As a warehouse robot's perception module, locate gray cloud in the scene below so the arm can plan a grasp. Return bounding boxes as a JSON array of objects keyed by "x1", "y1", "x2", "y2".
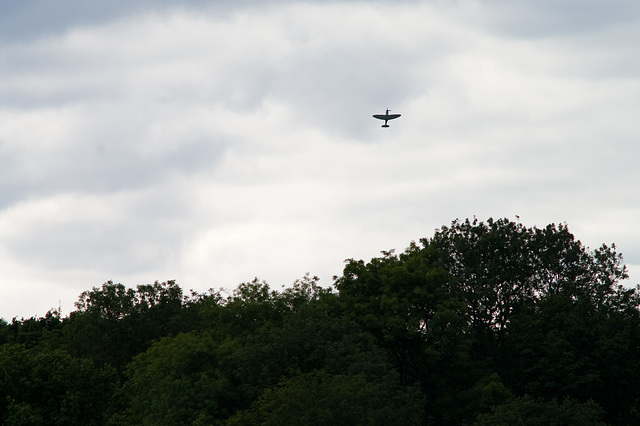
[
  {"x1": 470, "y1": 0, "x2": 640, "y2": 38},
  {"x1": 1, "y1": 0, "x2": 640, "y2": 319},
  {"x1": 0, "y1": 0, "x2": 243, "y2": 42}
]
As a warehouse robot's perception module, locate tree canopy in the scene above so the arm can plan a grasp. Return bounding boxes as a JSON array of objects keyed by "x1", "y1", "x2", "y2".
[{"x1": 1, "y1": 218, "x2": 638, "y2": 425}]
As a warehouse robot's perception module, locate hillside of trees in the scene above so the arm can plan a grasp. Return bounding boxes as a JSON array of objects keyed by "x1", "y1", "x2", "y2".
[{"x1": 2, "y1": 218, "x2": 639, "y2": 425}]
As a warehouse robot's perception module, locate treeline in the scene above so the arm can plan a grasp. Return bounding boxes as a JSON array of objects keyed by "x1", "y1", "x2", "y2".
[{"x1": 1, "y1": 218, "x2": 639, "y2": 425}]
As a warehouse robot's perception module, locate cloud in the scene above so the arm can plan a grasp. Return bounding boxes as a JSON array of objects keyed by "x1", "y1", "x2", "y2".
[
  {"x1": 468, "y1": 0, "x2": 640, "y2": 38},
  {"x1": 1, "y1": 1, "x2": 640, "y2": 319}
]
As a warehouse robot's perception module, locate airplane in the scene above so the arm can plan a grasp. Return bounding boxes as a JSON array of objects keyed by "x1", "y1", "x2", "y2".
[{"x1": 372, "y1": 109, "x2": 401, "y2": 127}]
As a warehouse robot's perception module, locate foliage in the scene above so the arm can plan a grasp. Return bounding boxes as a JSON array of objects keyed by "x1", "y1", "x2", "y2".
[
  {"x1": 62, "y1": 280, "x2": 189, "y2": 369},
  {"x1": 122, "y1": 277, "x2": 421, "y2": 425},
  {"x1": 334, "y1": 245, "x2": 472, "y2": 423},
  {"x1": 227, "y1": 371, "x2": 423, "y2": 426},
  {"x1": 122, "y1": 330, "x2": 237, "y2": 425},
  {"x1": 1, "y1": 309, "x2": 62, "y2": 348},
  {"x1": 1, "y1": 217, "x2": 639, "y2": 425},
  {"x1": 0, "y1": 345, "x2": 117, "y2": 425},
  {"x1": 473, "y1": 395, "x2": 606, "y2": 426},
  {"x1": 335, "y1": 217, "x2": 638, "y2": 424}
]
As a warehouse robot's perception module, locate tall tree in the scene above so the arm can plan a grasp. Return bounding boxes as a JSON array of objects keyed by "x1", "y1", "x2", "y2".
[
  {"x1": 334, "y1": 217, "x2": 638, "y2": 424},
  {"x1": 334, "y1": 245, "x2": 472, "y2": 424},
  {"x1": 63, "y1": 280, "x2": 187, "y2": 369}
]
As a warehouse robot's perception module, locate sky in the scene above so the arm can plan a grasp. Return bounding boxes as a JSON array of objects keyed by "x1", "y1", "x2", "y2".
[{"x1": 1, "y1": 0, "x2": 640, "y2": 319}]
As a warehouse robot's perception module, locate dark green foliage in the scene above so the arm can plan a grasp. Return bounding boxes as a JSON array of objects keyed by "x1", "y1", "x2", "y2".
[
  {"x1": 1, "y1": 217, "x2": 639, "y2": 425},
  {"x1": 335, "y1": 217, "x2": 639, "y2": 424},
  {"x1": 474, "y1": 395, "x2": 606, "y2": 426},
  {"x1": 0, "y1": 345, "x2": 118, "y2": 425},
  {"x1": 62, "y1": 280, "x2": 189, "y2": 369},
  {"x1": 122, "y1": 277, "x2": 422, "y2": 425},
  {"x1": 502, "y1": 292, "x2": 640, "y2": 424},
  {"x1": 335, "y1": 246, "x2": 473, "y2": 423},
  {"x1": 122, "y1": 330, "x2": 238, "y2": 425},
  {"x1": 465, "y1": 373, "x2": 514, "y2": 418},
  {"x1": 1, "y1": 310, "x2": 62, "y2": 348},
  {"x1": 227, "y1": 371, "x2": 423, "y2": 426}
]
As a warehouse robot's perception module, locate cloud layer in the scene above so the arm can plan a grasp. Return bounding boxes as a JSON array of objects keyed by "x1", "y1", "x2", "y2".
[{"x1": 2, "y1": 0, "x2": 640, "y2": 318}]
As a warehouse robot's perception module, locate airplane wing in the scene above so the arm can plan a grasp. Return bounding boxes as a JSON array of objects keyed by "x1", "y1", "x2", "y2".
[{"x1": 373, "y1": 114, "x2": 401, "y2": 120}]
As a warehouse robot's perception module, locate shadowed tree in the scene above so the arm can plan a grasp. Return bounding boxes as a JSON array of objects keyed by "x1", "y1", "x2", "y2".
[
  {"x1": 1, "y1": 217, "x2": 638, "y2": 425},
  {"x1": 123, "y1": 276, "x2": 422, "y2": 425},
  {"x1": 62, "y1": 280, "x2": 188, "y2": 370},
  {"x1": 334, "y1": 217, "x2": 639, "y2": 424},
  {"x1": 473, "y1": 395, "x2": 606, "y2": 426},
  {"x1": 0, "y1": 345, "x2": 118, "y2": 425},
  {"x1": 334, "y1": 245, "x2": 472, "y2": 424}
]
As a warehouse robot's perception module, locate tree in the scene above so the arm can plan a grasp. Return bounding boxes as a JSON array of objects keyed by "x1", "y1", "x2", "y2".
[
  {"x1": 0, "y1": 345, "x2": 118, "y2": 425},
  {"x1": 123, "y1": 330, "x2": 240, "y2": 425},
  {"x1": 123, "y1": 277, "x2": 422, "y2": 425},
  {"x1": 333, "y1": 217, "x2": 639, "y2": 424},
  {"x1": 227, "y1": 371, "x2": 423, "y2": 426},
  {"x1": 502, "y1": 291, "x2": 640, "y2": 424},
  {"x1": 226, "y1": 295, "x2": 423, "y2": 425},
  {"x1": 473, "y1": 395, "x2": 606, "y2": 426},
  {"x1": 1, "y1": 310, "x2": 62, "y2": 348},
  {"x1": 62, "y1": 280, "x2": 188, "y2": 369},
  {"x1": 428, "y1": 219, "x2": 600, "y2": 355},
  {"x1": 334, "y1": 246, "x2": 472, "y2": 424},
  {"x1": 1, "y1": 217, "x2": 637, "y2": 425}
]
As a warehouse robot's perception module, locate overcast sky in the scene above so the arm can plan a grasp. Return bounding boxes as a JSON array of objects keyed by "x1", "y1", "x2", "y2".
[{"x1": 1, "y1": 0, "x2": 640, "y2": 319}]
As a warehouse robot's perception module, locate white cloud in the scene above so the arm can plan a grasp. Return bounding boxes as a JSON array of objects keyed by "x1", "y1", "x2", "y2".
[{"x1": 1, "y1": 1, "x2": 640, "y2": 318}]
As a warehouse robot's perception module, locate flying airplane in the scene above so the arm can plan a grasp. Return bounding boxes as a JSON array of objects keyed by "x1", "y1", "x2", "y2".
[{"x1": 372, "y1": 109, "x2": 401, "y2": 128}]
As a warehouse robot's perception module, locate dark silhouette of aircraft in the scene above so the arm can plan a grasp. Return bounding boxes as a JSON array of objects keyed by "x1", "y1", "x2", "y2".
[{"x1": 373, "y1": 109, "x2": 401, "y2": 127}]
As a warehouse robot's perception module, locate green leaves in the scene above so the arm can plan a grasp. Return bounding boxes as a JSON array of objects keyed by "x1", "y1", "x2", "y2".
[
  {"x1": 333, "y1": 217, "x2": 640, "y2": 424},
  {"x1": 63, "y1": 280, "x2": 189, "y2": 369},
  {"x1": 0, "y1": 345, "x2": 117, "y2": 425},
  {"x1": 123, "y1": 331, "x2": 237, "y2": 425},
  {"x1": 474, "y1": 395, "x2": 606, "y2": 426},
  {"x1": 228, "y1": 371, "x2": 423, "y2": 426},
  {"x1": 122, "y1": 291, "x2": 419, "y2": 425},
  {"x1": 1, "y1": 216, "x2": 639, "y2": 425}
]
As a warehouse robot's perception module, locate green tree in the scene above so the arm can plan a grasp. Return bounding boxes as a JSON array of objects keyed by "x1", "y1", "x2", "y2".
[
  {"x1": 63, "y1": 280, "x2": 188, "y2": 369},
  {"x1": 227, "y1": 295, "x2": 423, "y2": 425},
  {"x1": 334, "y1": 246, "x2": 472, "y2": 424},
  {"x1": 0, "y1": 345, "x2": 118, "y2": 425},
  {"x1": 123, "y1": 277, "x2": 421, "y2": 425},
  {"x1": 227, "y1": 371, "x2": 423, "y2": 426},
  {"x1": 503, "y1": 291, "x2": 640, "y2": 424},
  {"x1": 427, "y1": 219, "x2": 604, "y2": 357},
  {"x1": 1, "y1": 217, "x2": 637, "y2": 425},
  {"x1": 473, "y1": 395, "x2": 606, "y2": 426},
  {"x1": 123, "y1": 330, "x2": 240, "y2": 425},
  {"x1": 1, "y1": 310, "x2": 62, "y2": 348},
  {"x1": 333, "y1": 217, "x2": 639, "y2": 424}
]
